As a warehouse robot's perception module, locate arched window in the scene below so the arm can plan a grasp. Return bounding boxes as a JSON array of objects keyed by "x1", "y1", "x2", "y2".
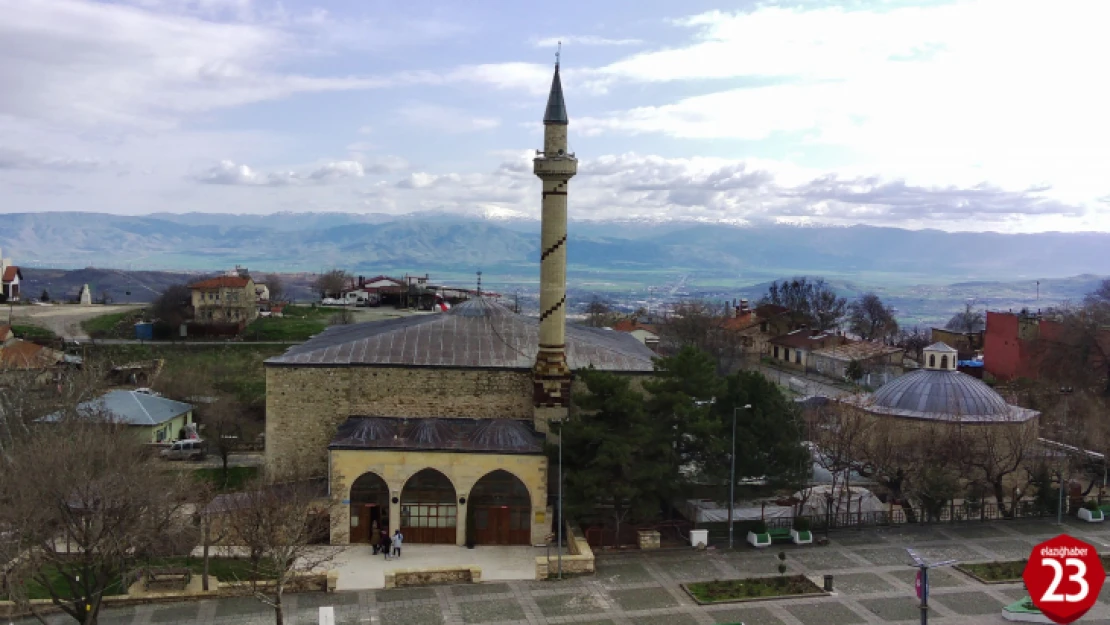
[
  {"x1": 929, "y1": 354, "x2": 936, "y2": 368},
  {"x1": 400, "y1": 469, "x2": 457, "y2": 544},
  {"x1": 941, "y1": 355, "x2": 949, "y2": 369}
]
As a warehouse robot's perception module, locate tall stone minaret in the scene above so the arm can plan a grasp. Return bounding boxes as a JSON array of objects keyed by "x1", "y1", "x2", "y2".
[{"x1": 533, "y1": 57, "x2": 577, "y2": 426}]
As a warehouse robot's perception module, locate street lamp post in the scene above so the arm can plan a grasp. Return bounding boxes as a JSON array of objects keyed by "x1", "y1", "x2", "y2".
[
  {"x1": 557, "y1": 419, "x2": 563, "y2": 580},
  {"x1": 907, "y1": 549, "x2": 958, "y2": 625},
  {"x1": 1058, "y1": 387, "x2": 1073, "y2": 525},
  {"x1": 728, "y1": 404, "x2": 752, "y2": 550}
]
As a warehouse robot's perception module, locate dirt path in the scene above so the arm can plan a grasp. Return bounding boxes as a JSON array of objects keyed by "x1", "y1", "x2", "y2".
[{"x1": 7, "y1": 303, "x2": 144, "y2": 339}]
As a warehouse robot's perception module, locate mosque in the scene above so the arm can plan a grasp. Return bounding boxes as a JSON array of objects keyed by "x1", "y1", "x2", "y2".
[{"x1": 263, "y1": 62, "x2": 657, "y2": 546}]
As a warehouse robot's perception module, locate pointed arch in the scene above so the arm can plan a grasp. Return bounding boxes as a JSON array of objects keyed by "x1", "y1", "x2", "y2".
[
  {"x1": 929, "y1": 354, "x2": 936, "y2": 368},
  {"x1": 940, "y1": 355, "x2": 949, "y2": 370},
  {"x1": 400, "y1": 468, "x2": 457, "y2": 544},
  {"x1": 469, "y1": 469, "x2": 532, "y2": 545},
  {"x1": 348, "y1": 471, "x2": 389, "y2": 543}
]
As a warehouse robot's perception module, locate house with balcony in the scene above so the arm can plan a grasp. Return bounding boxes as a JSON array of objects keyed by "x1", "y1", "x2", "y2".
[{"x1": 190, "y1": 275, "x2": 258, "y2": 325}]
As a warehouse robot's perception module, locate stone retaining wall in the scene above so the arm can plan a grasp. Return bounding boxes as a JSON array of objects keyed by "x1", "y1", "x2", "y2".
[
  {"x1": 384, "y1": 566, "x2": 481, "y2": 588},
  {"x1": 536, "y1": 521, "x2": 595, "y2": 579}
]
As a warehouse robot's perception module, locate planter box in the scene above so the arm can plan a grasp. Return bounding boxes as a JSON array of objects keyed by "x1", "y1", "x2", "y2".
[
  {"x1": 638, "y1": 530, "x2": 661, "y2": 550},
  {"x1": 1079, "y1": 508, "x2": 1105, "y2": 522},
  {"x1": 791, "y1": 529, "x2": 813, "y2": 545},
  {"x1": 690, "y1": 529, "x2": 709, "y2": 548},
  {"x1": 747, "y1": 531, "x2": 771, "y2": 548},
  {"x1": 1002, "y1": 598, "x2": 1052, "y2": 623}
]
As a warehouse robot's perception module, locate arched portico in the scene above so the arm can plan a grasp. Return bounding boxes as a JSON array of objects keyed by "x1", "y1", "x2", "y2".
[
  {"x1": 468, "y1": 469, "x2": 532, "y2": 545},
  {"x1": 348, "y1": 471, "x2": 389, "y2": 543},
  {"x1": 400, "y1": 468, "x2": 458, "y2": 544}
]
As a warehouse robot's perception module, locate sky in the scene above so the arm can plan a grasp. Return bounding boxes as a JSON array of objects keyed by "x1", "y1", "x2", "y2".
[{"x1": 1, "y1": 0, "x2": 1108, "y2": 232}]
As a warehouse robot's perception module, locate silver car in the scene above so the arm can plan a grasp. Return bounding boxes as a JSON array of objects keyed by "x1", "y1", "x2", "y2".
[{"x1": 160, "y1": 439, "x2": 208, "y2": 461}]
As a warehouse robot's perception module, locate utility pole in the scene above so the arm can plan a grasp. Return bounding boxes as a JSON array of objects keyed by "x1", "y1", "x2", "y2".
[
  {"x1": 907, "y1": 549, "x2": 958, "y2": 625},
  {"x1": 557, "y1": 418, "x2": 563, "y2": 579},
  {"x1": 1058, "y1": 386, "x2": 1073, "y2": 524},
  {"x1": 728, "y1": 404, "x2": 752, "y2": 550}
]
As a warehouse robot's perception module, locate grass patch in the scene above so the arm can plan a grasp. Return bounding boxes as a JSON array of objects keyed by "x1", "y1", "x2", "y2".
[
  {"x1": 685, "y1": 575, "x2": 824, "y2": 603},
  {"x1": 152, "y1": 556, "x2": 265, "y2": 582},
  {"x1": 958, "y1": 560, "x2": 1025, "y2": 582},
  {"x1": 10, "y1": 324, "x2": 57, "y2": 340},
  {"x1": 0, "y1": 566, "x2": 127, "y2": 601},
  {"x1": 190, "y1": 466, "x2": 259, "y2": 491},
  {"x1": 243, "y1": 304, "x2": 346, "y2": 341},
  {"x1": 82, "y1": 309, "x2": 145, "y2": 338}
]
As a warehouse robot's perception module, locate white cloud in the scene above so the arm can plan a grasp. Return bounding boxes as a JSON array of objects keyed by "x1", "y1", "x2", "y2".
[
  {"x1": 194, "y1": 159, "x2": 366, "y2": 186},
  {"x1": 0, "y1": 147, "x2": 103, "y2": 172},
  {"x1": 396, "y1": 104, "x2": 499, "y2": 133},
  {"x1": 532, "y1": 35, "x2": 642, "y2": 48}
]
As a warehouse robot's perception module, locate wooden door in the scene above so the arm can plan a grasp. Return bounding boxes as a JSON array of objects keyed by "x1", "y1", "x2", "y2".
[
  {"x1": 349, "y1": 504, "x2": 367, "y2": 543},
  {"x1": 490, "y1": 507, "x2": 510, "y2": 545}
]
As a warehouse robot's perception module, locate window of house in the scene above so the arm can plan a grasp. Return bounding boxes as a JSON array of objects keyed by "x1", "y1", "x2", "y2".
[
  {"x1": 774, "y1": 346, "x2": 779, "y2": 358},
  {"x1": 929, "y1": 354, "x2": 936, "y2": 368},
  {"x1": 795, "y1": 350, "x2": 801, "y2": 364},
  {"x1": 784, "y1": 348, "x2": 790, "y2": 361}
]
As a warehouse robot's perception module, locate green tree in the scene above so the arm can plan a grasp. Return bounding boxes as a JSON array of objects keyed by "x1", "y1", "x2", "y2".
[
  {"x1": 845, "y1": 359, "x2": 864, "y2": 382},
  {"x1": 560, "y1": 368, "x2": 673, "y2": 545},
  {"x1": 644, "y1": 347, "x2": 725, "y2": 480}
]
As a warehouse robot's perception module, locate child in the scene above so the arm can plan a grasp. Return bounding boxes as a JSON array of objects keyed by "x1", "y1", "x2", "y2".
[{"x1": 392, "y1": 529, "x2": 404, "y2": 559}]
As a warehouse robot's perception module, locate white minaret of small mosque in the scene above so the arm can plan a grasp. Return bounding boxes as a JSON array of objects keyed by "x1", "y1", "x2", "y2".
[{"x1": 532, "y1": 47, "x2": 577, "y2": 412}]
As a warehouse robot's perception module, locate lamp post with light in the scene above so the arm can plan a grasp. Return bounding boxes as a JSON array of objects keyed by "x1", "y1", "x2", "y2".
[{"x1": 728, "y1": 404, "x2": 753, "y2": 550}]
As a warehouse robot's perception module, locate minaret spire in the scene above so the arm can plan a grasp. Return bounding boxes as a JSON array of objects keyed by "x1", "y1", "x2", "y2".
[{"x1": 532, "y1": 54, "x2": 577, "y2": 429}]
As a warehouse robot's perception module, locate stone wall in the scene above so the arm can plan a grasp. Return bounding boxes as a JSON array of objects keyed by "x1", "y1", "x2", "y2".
[
  {"x1": 535, "y1": 521, "x2": 594, "y2": 579},
  {"x1": 385, "y1": 566, "x2": 480, "y2": 588}
]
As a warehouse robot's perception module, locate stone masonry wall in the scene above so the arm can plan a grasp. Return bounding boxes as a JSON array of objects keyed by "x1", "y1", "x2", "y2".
[{"x1": 266, "y1": 365, "x2": 535, "y2": 474}]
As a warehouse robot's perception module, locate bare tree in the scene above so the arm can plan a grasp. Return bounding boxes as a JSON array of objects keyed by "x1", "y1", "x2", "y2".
[
  {"x1": 847, "y1": 293, "x2": 899, "y2": 341},
  {"x1": 760, "y1": 277, "x2": 847, "y2": 331},
  {"x1": 219, "y1": 474, "x2": 340, "y2": 625},
  {"x1": 583, "y1": 295, "x2": 616, "y2": 328},
  {"x1": 151, "y1": 284, "x2": 193, "y2": 327},
  {"x1": 805, "y1": 401, "x2": 872, "y2": 517},
  {"x1": 897, "y1": 326, "x2": 931, "y2": 364},
  {"x1": 658, "y1": 300, "x2": 749, "y2": 373},
  {"x1": 0, "y1": 418, "x2": 190, "y2": 625},
  {"x1": 263, "y1": 274, "x2": 285, "y2": 303},
  {"x1": 1036, "y1": 293, "x2": 1110, "y2": 395},
  {"x1": 958, "y1": 419, "x2": 1039, "y2": 517},
  {"x1": 199, "y1": 397, "x2": 253, "y2": 486},
  {"x1": 945, "y1": 301, "x2": 985, "y2": 333},
  {"x1": 313, "y1": 269, "x2": 349, "y2": 299}
]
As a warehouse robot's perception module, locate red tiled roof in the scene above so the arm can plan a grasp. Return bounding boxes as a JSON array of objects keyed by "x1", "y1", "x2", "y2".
[
  {"x1": 0, "y1": 340, "x2": 63, "y2": 369},
  {"x1": 2, "y1": 266, "x2": 21, "y2": 283},
  {"x1": 770, "y1": 330, "x2": 848, "y2": 350},
  {"x1": 190, "y1": 276, "x2": 251, "y2": 290},
  {"x1": 0, "y1": 325, "x2": 11, "y2": 339},
  {"x1": 611, "y1": 319, "x2": 658, "y2": 334}
]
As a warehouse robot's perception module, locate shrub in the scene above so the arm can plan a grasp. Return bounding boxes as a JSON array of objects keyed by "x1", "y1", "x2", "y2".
[
  {"x1": 793, "y1": 517, "x2": 811, "y2": 532},
  {"x1": 1084, "y1": 500, "x2": 1100, "y2": 512},
  {"x1": 751, "y1": 520, "x2": 768, "y2": 534}
]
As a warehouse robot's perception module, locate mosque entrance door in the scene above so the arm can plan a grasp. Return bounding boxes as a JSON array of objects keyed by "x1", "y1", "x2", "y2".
[
  {"x1": 470, "y1": 470, "x2": 531, "y2": 545},
  {"x1": 400, "y1": 469, "x2": 457, "y2": 544},
  {"x1": 350, "y1": 472, "x2": 389, "y2": 543}
]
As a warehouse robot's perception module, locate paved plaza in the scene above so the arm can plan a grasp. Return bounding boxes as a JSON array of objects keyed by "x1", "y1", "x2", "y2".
[{"x1": 15, "y1": 517, "x2": 1110, "y2": 625}]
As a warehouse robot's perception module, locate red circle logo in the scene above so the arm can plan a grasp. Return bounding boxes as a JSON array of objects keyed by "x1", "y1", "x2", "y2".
[{"x1": 1023, "y1": 534, "x2": 1106, "y2": 624}]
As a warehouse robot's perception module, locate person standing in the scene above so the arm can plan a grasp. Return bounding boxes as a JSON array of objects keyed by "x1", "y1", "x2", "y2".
[
  {"x1": 392, "y1": 529, "x2": 404, "y2": 559},
  {"x1": 369, "y1": 521, "x2": 380, "y2": 555},
  {"x1": 381, "y1": 528, "x2": 391, "y2": 560}
]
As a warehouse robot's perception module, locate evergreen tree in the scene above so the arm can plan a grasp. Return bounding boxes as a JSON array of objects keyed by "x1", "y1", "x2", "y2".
[
  {"x1": 644, "y1": 347, "x2": 725, "y2": 483},
  {"x1": 559, "y1": 368, "x2": 673, "y2": 543}
]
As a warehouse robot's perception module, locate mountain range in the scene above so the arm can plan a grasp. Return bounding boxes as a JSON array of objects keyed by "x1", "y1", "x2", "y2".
[{"x1": 4, "y1": 212, "x2": 1110, "y2": 288}]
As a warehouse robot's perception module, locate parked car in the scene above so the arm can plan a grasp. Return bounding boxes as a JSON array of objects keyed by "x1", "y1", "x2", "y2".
[{"x1": 160, "y1": 439, "x2": 208, "y2": 461}]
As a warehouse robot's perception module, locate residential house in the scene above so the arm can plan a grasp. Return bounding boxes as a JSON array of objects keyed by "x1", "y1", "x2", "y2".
[
  {"x1": 930, "y1": 327, "x2": 984, "y2": 359},
  {"x1": 190, "y1": 275, "x2": 258, "y2": 324},
  {"x1": 983, "y1": 310, "x2": 1059, "y2": 381},
  {"x1": 611, "y1": 319, "x2": 660, "y2": 351},
  {"x1": 1, "y1": 247, "x2": 21, "y2": 302},
  {"x1": 44, "y1": 389, "x2": 195, "y2": 444},
  {"x1": 723, "y1": 303, "x2": 792, "y2": 364},
  {"x1": 810, "y1": 341, "x2": 904, "y2": 386},
  {"x1": 254, "y1": 283, "x2": 270, "y2": 302},
  {"x1": 0, "y1": 326, "x2": 71, "y2": 384},
  {"x1": 768, "y1": 329, "x2": 849, "y2": 370}
]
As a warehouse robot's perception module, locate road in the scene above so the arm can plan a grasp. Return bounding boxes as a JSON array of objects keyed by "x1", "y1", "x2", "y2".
[{"x1": 6, "y1": 303, "x2": 143, "y2": 339}]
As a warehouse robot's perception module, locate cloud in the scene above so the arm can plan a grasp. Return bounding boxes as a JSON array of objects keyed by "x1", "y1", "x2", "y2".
[
  {"x1": 532, "y1": 35, "x2": 642, "y2": 48},
  {"x1": 0, "y1": 147, "x2": 103, "y2": 172},
  {"x1": 396, "y1": 104, "x2": 500, "y2": 133},
  {"x1": 193, "y1": 159, "x2": 366, "y2": 186}
]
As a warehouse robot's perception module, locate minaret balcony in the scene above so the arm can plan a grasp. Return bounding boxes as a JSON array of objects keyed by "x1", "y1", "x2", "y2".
[{"x1": 533, "y1": 155, "x2": 578, "y2": 178}]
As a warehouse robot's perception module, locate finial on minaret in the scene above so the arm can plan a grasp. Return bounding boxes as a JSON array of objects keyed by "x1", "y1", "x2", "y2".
[
  {"x1": 543, "y1": 47, "x2": 568, "y2": 125},
  {"x1": 556, "y1": 40, "x2": 561, "y2": 67}
]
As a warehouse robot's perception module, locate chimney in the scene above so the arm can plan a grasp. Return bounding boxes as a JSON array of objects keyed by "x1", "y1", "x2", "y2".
[{"x1": 532, "y1": 56, "x2": 577, "y2": 425}]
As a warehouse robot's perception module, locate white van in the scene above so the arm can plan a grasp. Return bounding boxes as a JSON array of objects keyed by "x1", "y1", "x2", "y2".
[{"x1": 160, "y1": 439, "x2": 208, "y2": 461}]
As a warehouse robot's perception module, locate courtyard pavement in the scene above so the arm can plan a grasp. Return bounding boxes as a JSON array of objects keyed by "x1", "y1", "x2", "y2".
[
  {"x1": 332, "y1": 545, "x2": 540, "y2": 590},
  {"x1": 15, "y1": 517, "x2": 1110, "y2": 625}
]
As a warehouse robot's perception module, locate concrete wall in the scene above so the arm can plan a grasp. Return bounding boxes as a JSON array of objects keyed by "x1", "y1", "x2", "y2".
[
  {"x1": 141, "y1": 410, "x2": 192, "y2": 444},
  {"x1": 265, "y1": 366, "x2": 537, "y2": 473},
  {"x1": 330, "y1": 449, "x2": 548, "y2": 546}
]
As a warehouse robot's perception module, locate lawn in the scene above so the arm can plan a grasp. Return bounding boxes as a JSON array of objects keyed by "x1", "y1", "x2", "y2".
[
  {"x1": 10, "y1": 324, "x2": 57, "y2": 341},
  {"x1": 244, "y1": 304, "x2": 344, "y2": 341},
  {"x1": 958, "y1": 560, "x2": 1025, "y2": 582},
  {"x1": 0, "y1": 567, "x2": 127, "y2": 601},
  {"x1": 190, "y1": 466, "x2": 260, "y2": 491},
  {"x1": 685, "y1": 576, "x2": 825, "y2": 603},
  {"x1": 1, "y1": 557, "x2": 264, "y2": 600},
  {"x1": 82, "y1": 309, "x2": 144, "y2": 338}
]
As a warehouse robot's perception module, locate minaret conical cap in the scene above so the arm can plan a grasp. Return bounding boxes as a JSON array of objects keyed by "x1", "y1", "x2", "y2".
[{"x1": 543, "y1": 64, "x2": 568, "y2": 125}]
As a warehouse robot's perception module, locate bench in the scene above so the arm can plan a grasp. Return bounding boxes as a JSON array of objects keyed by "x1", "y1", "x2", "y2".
[
  {"x1": 144, "y1": 567, "x2": 192, "y2": 592},
  {"x1": 768, "y1": 528, "x2": 793, "y2": 544}
]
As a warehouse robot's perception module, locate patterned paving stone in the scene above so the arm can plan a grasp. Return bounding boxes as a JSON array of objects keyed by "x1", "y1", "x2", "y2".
[
  {"x1": 706, "y1": 605, "x2": 786, "y2": 625},
  {"x1": 856, "y1": 547, "x2": 915, "y2": 567},
  {"x1": 913, "y1": 545, "x2": 968, "y2": 563},
  {"x1": 998, "y1": 587, "x2": 1031, "y2": 601},
  {"x1": 826, "y1": 572, "x2": 895, "y2": 595},
  {"x1": 887, "y1": 567, "x2": 965, "y2": 588},
  {"x1": 830, "y1": 532, "x2": 882, "y2": 547},
  {"x1": 944, "y1": 524, "x2": 1009, "y2": 540},
  {"x1": 784, "y1": 601, "x2": 866, "y2": 625},
  {"x1": 459, "y1": 598, "x2": 526, "y2": 623},
  {"x1": 533, "y1": 592, "x2": 606, "y2": 617},
  {"x1": 630, "y1": 614, "x2": 699, "y2": 625},
  {"x1": 876, "y1": 527, "x2": 947, "y2": 544},
  {"x1": 785, "y1": 550, "x2": 861, "y2": 570},
  {"x1": 297, "y1": 591, "x2": 361, "y2": 607},
  {"x1": 214, "y1": 596, "x2": 270, "y2": 619},
  {"x1": 610, "y1": 586, "x2": 680, "y2": 610},
  {"x1": 152, "y1": 605, "x2": 199, "y2": 623},
  {"x1": 857, "y1": 596, "x2": 923, "y2": 622},
  {"x1": 452, "y1": 582, "x2": 512, "y2": 597},
  {"x1": 662, "y1": 557, "x2": 725, "y2": 580},
  {"x1": 376, "y1": 586, "x2": 437, "y2": 603},
  {"x1": 596, "y1": 561, "x2": 655, "y2": 586},
  {"x1": 931, "y1": 590, "x2": 1005, "y2": 615},
  {"x1": 978, "y1": 538, "x2": 1036, "y2": 559},
  {"x1": 1006, "y1": 522, "x2": 1062, "y2": 536},
  {"x1": 379, "y1": 603, "x2": 445, "y2": 625},
  {"x1": 728, "y1": 554, "x2": 785, "y2": 575}
]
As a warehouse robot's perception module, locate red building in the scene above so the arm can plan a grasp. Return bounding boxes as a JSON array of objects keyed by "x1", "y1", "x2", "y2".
[{"x1": 983, "y1": 310, "x2": 1063, "y2": 381}]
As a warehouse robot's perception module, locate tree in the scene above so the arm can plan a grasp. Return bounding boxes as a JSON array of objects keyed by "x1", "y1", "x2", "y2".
[
  {"x1": 760, "y1": 277, "x2": 846, "y2": 331},
  {"x1": 220, "y1": 475, "x2": 340, "y2": 625},
  {"x1": 263, "y1": 274, "x2": 285, "y2": 303},
  {"x1": 657, "y1": 300, "x2": 750, "y2": 373},
  {"x1": 0, "y1": 418, "x2": 190, "y2": 625},
  {"x1": 1036, "y1": 281, "x2": 1110, "y2": 395},
  {"x1": 958, "y1": 418, "x2": 1039, "y2": 517},
  {"x1": 946, "y1": 301, "x2": 985, "y2": 333},
  {"x1": 561, "y1": 368, "x2": 673, "y2": 547},
  {"x1": 329, "y1": 308, "x2": 355, "y2": 325},
  {"x1": 151, "y1": 284, "x2": 193, "y2": 327},
  {"x1": 313, "y1": 269, "x2": 349, "y2": 299},
  {"x1": 845, "y1": 360, "x2": 864, "y2": 382},
  {"x1": 644, "y1": 347, "x2": 725, "y2": 483},
  {"x1": 199, "y1": 397, "x2": 253, "y2": 487},
  {"x1": 583, "y1": 296, "x2": 615, "y2": 328},
  {"x1": 847, "y1": 293, "x2": 899, "y2": 341},
  {"x1": 40, "y1": 289, "x2": 50, "y2": 303},
  {"x1": 898, "y1": 326, "x2": 931, "y2": 364}
]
